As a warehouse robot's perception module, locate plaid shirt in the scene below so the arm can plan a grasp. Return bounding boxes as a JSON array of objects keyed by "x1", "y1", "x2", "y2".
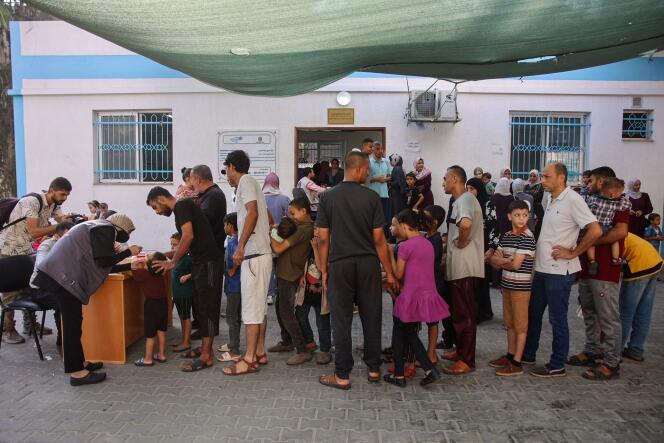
[{"x1": 587, "y1": 194, "x2": 631, "y2": 228}]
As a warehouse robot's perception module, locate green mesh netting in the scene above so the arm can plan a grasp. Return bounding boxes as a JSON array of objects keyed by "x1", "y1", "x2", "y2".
[{"x1": 24, "y1": 0, "x2": 664, "y2": 96}]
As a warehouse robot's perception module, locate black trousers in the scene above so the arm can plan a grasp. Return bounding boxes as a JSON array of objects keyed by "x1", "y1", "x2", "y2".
[
  {"x1": 277, "y1": 278, "x2": 306, "y2": 352},
  {"x1": 392, "y1": 317, "x2": 434, "y2": 376},
  {"x1": 33, "y1": 270, "x2": 85, "y2": 373},
  {"x1": 191, "y1": 259, "x2": 222, "y2": 338},
  {"x1": 274, "y1": 277, "x2": 292, "y2": 345},
  {"x1": 59, "y1": 291, "x2": 85, "y2": 373},
  {"x1": 328, "y1": 255, "x2": 382, "y2": 379}
]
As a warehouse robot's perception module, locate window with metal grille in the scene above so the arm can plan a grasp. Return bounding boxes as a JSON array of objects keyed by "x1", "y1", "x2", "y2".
[
  {"x1": 297, "y1": 142, "x2": 345, "y2": 167},
  {"x1": 510, "y1": 112, "x2": 590, "y2": 184},
  {"x1": 94, "y1": 111, "x2": 173, "y2": 183},
  {"x1": 622, "y1": 111, "x2": 653, "y2": 140}
]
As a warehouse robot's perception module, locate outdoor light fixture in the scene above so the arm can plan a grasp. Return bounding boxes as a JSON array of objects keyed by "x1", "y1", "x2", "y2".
[{"x1": 336, "y1": 91, "x2": 352, "y2": 106}]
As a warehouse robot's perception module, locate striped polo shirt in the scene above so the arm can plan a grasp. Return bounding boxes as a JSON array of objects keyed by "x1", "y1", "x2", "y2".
[{"x1": 498, "y1": 228, "x2": 536, "y2": 291}]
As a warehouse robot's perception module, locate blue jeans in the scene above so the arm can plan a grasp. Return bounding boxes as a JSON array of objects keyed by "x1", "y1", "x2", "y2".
[
  {"x1": 620, "y1": 275, "x2": 657, "y2": 358},
  {"x1": 295, "y1": 302, "x2": 332, "y2": 353},
  {"x1": 523, "y1": 272, "x2": 576, "y2": 369}
]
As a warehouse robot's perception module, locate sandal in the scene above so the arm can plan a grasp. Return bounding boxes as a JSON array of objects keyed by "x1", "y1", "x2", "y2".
[
  {"x1": 582, "y1": 364, "x2": 619, "y2": 380},
  {"x1": 181, "y1": 358, "x2": 212, "y2": 372},
  {"x1": 172, "y1": 344, "x2": 191, "y2": 353},
  {"x1": 216, "y1": 351, "x2": 241, "y2": 363},
  {"x1": 256, "y1": 353, "x2": 269, "y2": 365},
  {"x1": 180, "y1": 348, "x2": 201, "y2": 359},
  {"x1": 567, "y1": 352, "x2": 601, "y2": 367},
  {"x1": 134, "y1": 358, "x2": 154, "y2": 367},
  {"x1": 367, "y1": 370, "x2": 381, "y2": 383},
  {"x1": 153, "y1": 355, "x2": 167, "y2": 363},
  {"x1": 319, "y1": 373, "x2": 351, "y2": 390},
  {"x1": 383, "y1": 374, "x2": 406, "y2": 387},
  {"x1": 223, "y1": 358, "x2": 259, "y2": 376}
]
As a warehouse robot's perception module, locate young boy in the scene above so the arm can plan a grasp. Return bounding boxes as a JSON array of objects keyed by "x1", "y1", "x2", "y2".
[
  {"x1": 295, "y1": 226, "x2": 333, "y2": 364},
  {"x1": 269, "y1": 198, "x2": 314, "y2": 365},
  {"x1": 217, "y1": 213, "x2": 242, "y2": 362},
  {"x1": 422, "y1": 205, "x2": 447, "y2": 364},
  {"x1": 489, "y1": 200, "x2": 536, "y2": 376},
  {"x1": 405, "y1": 172, "x2": 424, "y2": 211},
  {"x1": 586, "y1": 177, "x2": 632, "y2": 275},
  {"x1": 132, "y1": 252, "x2": 169, "y2": 367},
  {"x1": 644, "y1": 213, "x2": 664, "y2": 280},
  {"x1": 170, "y1": 233, "x2": 194, "y2": 353}
]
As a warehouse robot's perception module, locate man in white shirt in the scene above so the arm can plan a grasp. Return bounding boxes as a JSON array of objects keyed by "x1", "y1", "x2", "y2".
[
  {"x1": 522, "y1": 163, "x2": 601, "y2": 378},
  {"x1": 221, "y1": 150, "x2": 273, "y2": 375}
]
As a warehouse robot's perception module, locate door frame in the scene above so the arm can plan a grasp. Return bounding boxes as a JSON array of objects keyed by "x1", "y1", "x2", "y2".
[{"x1": 294, "y1": 126, "x2": 387, "y2": 186}]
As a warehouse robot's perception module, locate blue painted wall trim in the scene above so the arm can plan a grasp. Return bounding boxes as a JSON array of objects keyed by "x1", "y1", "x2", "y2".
[{"x1": 10, "y1": 22, "x2": 26, "y2": 196}]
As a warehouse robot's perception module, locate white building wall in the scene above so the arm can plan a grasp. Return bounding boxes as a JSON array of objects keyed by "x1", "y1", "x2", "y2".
[{"x1": 14, "y1": 21, "x2": 664, "y2": 250}]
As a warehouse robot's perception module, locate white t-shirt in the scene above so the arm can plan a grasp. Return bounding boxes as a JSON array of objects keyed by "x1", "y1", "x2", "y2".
[
  {"x1": 446, "y1": 192, "x2": 485, "y2": 281},
  {"x1": 535, "y1": 187, "x2": 597, "y2": 275},
  {"x1": 235, "y1": 174, "x2": 271, "y2": 256}
]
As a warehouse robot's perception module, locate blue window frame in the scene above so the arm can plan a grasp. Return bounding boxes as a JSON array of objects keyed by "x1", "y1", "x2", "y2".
[
  {"x1": 94, "y1": 111, "x2": 173, "y2": 183},
  {"x1": 510, "y1": 112, "x2": 590, "y2": 183},
  {"x1": 622, "y1": 111, "x2": 653, "y2": 140}
]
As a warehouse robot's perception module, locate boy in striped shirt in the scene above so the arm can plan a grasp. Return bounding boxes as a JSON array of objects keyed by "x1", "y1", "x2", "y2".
[{"x1": 489, "y1": 200, "x2": 536, "y2": 376}]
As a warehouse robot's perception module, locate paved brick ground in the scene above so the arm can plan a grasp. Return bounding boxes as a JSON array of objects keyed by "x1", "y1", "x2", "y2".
[{"x1": 1, "y1": 285, "x2": 663, "y2": 443}]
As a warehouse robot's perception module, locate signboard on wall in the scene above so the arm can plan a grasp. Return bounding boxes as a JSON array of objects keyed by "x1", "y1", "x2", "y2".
[
  {"x1": 217, "y1": 130, "x2": 277, "y2": 181},
  {"x1": 327, "y1": 108, "x2": 354, "y2": 125}
]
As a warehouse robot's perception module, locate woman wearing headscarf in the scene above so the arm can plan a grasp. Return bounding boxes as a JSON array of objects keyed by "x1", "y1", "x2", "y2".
[
  {"x1": 485, "y1": 177, "x2": 514, "y2": 287},
  {"x1": 627, "y1": 178, "x2": 653, "y2": 237},
  {"x1": 466, "y1": 177, "x2": 493, "y2": 323},
  {"x1": 512, "y1": 178, "x2": 535, "y2": 232},
  {"x1": 388, "y1": 154, "x2": 408, "y2": 217},
  {"x1": 262, "y1": 172, "x2": 291, "y2": 307},
  {"x1": 413, "y1": 157, "x2": 434, "y2": 207},
  {"x1": 524, "y1": 169, "x2": 544, "y2": 239}
]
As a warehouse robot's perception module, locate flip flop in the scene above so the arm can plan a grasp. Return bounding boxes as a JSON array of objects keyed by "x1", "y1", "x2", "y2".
[
  {"x1": 180, "y1": 348, "x2": 201, "y2": 359},
  {"x1": 319, "y1": 373, "x2": 351, "y2": 390},
  {"x1": 180, "y1": 358, "x2": 212, "y2": 372},
  {"x1": 216, "y1": 351, "x2": 241, "y2": 363},
  {"x1": 153, "y1": 355, "x2": 167, "y2": 363},
  {"x1": 222, "y1": 358, "x2": 259, "y2": 376},
  {"x1": 134, "y1": 358, "x2": 154, "y2": 367},
  {"x1": 172, "y1": 344, "x2": 191, "y2": 353}
]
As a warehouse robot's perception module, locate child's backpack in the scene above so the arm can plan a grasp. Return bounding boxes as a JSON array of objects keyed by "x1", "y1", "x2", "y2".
[{"x1": 0, "y1": 193, "x2": 43, "y2": 232}]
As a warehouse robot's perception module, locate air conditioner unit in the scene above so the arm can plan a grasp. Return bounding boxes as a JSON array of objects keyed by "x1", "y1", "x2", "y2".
[{"x1": 408, "y1": 89, "x2": 460, "y2": 123}]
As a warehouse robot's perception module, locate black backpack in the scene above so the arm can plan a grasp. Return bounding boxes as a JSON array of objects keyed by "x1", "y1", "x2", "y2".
[{"x1": 0, "y1": 193, "x2": 43, "y2": 232}]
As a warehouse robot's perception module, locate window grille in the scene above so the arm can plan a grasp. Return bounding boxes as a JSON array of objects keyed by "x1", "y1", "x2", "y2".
[
  {"x1": 622, "y1": 111, "x2": 653, "y2": 140},
  {"x1": 510, "y1": 112, "x2": 590, "y2": 184},
  {"x1": 94, "y1": 112, "x2": 173, "y2": 183}
]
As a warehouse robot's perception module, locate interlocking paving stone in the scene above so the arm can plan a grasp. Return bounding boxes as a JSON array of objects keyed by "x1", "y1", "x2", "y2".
[{"x1": 1, "y1": 287, "x2": 663, "y2": 442}]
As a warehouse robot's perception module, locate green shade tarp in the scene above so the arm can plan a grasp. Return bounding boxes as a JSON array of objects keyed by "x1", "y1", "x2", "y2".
[{"x1": 24, "y1": 0, "x2": 664, "y2": 96}]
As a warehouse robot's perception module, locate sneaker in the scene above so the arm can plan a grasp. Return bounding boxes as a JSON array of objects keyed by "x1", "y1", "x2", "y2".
[
  {"x1": 521, "y1": 357, "x2": 536, "y2": 365},
  {"x1": 2, "y1": 330, "x2": 25, "y2": 344},
  {"x1": 529, "y1": 364, "x2": 566, "y2": 378},
  {"x1": 267, "y1": 295, "x2": 274, "y2": 305},
  {"x1": 489, "y1": 355, "x2": 511, "y2": 368},
  {"x1": 496, "y1": 361, "x2": 524, "y2": 377},
  {"x1": 316, "y1": 351, "x2": 332, "y2": 365},
  {"x1": 70, "y1": 371, "x2": 107, "y2": 386},
  {"x1": 268, "y1": 342, "x2": 295, "y2": 352},
  {"x1": 287, "y1": 352, "x2": 313, "y2": 365}
]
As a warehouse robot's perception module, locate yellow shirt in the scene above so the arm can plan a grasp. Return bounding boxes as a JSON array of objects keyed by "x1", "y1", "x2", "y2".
[{"x1": 623, "y1": 233, "x2": 663, "y2": 281}]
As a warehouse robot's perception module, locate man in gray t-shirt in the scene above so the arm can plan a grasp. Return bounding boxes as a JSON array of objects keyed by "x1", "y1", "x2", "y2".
[{"x1": 443, "y1": 165, "x2": 484, "y2": 375}]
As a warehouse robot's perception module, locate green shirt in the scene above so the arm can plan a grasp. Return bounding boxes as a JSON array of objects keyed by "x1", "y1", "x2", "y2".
[
  {"x1": 172, "y1": 254, "x2": 194, "y2": 299},
  {"x1": 276, "y1": 221, "x2": 314, "y2": 282}
]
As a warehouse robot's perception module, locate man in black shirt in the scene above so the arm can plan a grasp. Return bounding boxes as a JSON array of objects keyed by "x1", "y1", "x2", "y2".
[
  {"x1": 147, "y1": 187, "x2": 222, "y2": 373},
  {"x1": 191, "y1": 164, "x2": 227, "y2": 335},
  {"x1": 316, "y1": 151, "x2": 398, "y2": 390}
]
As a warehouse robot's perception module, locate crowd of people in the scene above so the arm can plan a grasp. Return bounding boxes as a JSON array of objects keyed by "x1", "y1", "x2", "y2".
[{"x1": 1, "y1": 143, "x2": 662, "y2": 389}]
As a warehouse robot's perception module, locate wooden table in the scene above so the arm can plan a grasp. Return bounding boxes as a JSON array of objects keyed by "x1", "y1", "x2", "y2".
[{"x1": 80, "y1": 272, "x2": 172, "y2": 365}]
